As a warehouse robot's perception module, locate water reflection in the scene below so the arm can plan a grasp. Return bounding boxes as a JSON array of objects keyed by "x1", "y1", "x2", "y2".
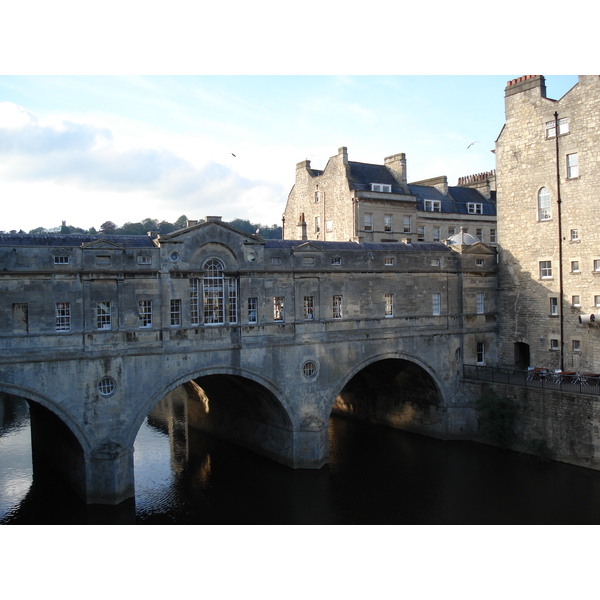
[{"x1": 3, "y1": 391, "x2": 600, "y2": 524}]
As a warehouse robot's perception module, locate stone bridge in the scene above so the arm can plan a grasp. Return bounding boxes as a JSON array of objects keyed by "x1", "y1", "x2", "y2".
[{"x1": 0, "y1": 218, "x2": 497, "y2": 504}]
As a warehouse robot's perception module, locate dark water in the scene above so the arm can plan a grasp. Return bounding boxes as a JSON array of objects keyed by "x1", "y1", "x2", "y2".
[{"x1": 3, "y1": 394, "x2": 600, "y2": 525}]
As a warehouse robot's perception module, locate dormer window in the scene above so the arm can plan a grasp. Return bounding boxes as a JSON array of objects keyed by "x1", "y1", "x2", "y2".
[
  {"x1": 371, "y1": 183, "x2": 391, "y2": 193},
  {"x1": 424, "y1": 200, "x2": 441, "y2": 212},
  {"x1": 467, "y1": 203, "x2": 483, "y2": 214}
]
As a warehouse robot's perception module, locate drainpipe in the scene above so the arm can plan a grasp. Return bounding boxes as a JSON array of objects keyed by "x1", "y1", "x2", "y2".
[{"x1": 554, "y1": 111, "x2": 565, "y2": 371}]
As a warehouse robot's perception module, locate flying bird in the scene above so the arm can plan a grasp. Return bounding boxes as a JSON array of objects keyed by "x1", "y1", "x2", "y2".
[
  {"x1": 231, "y1": 153, "x2": 237, "y2": 157},
  {"x1": 467, "y1": 141, "x2": 478, "y2": 149}
]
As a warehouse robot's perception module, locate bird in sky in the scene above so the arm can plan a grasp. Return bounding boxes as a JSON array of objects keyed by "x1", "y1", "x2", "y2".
[
  {"x1": 231, "y1": 153, "x2": 237, "y2": 157},
  {"x1": 467, "y1": 141, "x2": 478, "y2": 149}
]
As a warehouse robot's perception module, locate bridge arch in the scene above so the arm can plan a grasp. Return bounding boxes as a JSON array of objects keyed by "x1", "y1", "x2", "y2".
[
  {"x1": 330, "y1": 351, "x2": 448, "y2": 438},
  {"x1": 0, "y1": 382, "x2": 92, "y2": 454},
  {"x1": 0, "y1": 382, "x2": 93, "y2": 502},
  {"x1": 128, "y1": 366, "x2": 299, "y2": 469}
]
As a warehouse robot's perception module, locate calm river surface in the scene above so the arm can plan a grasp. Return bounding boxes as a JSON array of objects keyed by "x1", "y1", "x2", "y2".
[{"x1": 3, "y1": 394, "x2": 600, "y2": 525}]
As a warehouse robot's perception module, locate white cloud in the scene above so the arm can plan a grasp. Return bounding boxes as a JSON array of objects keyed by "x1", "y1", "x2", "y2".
[{"x1": 0, "y1": 102, "x2": 289, "y2": 231}]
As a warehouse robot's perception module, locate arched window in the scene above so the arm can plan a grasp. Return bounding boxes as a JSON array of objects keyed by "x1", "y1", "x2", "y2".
[
  {"x1": 538, "y1": 187, "x2": 551, "y2": 221},
  {"x1": 203, "y1": 259, "x2": 224, "y2": 324}
]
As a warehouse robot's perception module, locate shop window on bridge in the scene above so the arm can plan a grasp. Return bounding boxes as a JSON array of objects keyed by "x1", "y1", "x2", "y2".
[
  {"x1": 274, "y1": 297, "x2": 284, "y2": 322},
  {"x1": 96, "y1": 301, "x2": 111, "y2": 330},
  {"x1": 248, "y1": 297, "x2": 258, "y2": 324},
  {"x1": 190, "y1": 278, "x2": 199, "y2": 325},
  {"x1": 303, "y1": 296, "x2": 314, "y2": 320},
  {"x1": 333, "y1": 295, "x2": 343, "y2": 319},
  {"x1": 138, "y1": 300, "x2": 152, "y2": 328},
  {"x1": 55, "y1": 302, "x2": 71, "y2": 331},
  {"x1": 201, "y1": 260, "x2": 238, "y2": 325},
  {"x1": 170, "y1": 299, "x2": 182, "y2": 327}
]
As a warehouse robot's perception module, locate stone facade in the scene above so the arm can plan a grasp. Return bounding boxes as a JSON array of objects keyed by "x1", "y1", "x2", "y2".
[
  {"x1": 496, "y1": 75, "x2": 600, "y2": 372},
  {"x1": 0, "y1": 218, "x2": 497, "y2": 503},
  {"x1": 283, "y1": 146, "x2": 497, "y2": 246}
]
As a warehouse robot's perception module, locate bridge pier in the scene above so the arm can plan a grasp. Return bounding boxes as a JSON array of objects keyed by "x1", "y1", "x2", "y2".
[{"x1": 85, "y1": 443, "x2": 135, "y2": 505}]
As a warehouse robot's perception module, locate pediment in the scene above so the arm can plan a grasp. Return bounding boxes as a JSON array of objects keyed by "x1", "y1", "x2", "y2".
[
  {"x1": 292, "y1": 241, "x2": 324, "y2": 253},
  {"x1": 81, "y1": 239, "x2": 125, "y2": 250},
  {"x1": 462, "y1": 241, "x2": 496, "y2": 255}
]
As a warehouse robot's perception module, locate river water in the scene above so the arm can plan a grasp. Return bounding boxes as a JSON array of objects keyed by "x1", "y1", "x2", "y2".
[{"x1": 3, "y1": 394, "x2": 600, "y2": 525}]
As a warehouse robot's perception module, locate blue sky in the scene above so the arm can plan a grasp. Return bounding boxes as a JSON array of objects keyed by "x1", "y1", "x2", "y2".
[{"x1": 0, "y1": 74, "x2": 580, "y2": 232}]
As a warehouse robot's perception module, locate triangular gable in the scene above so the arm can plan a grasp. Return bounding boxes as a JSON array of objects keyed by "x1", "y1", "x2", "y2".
[
  {"x1": 461, "y1": 241, "x2": 497, "y2": 255},
  {"x1": 292, "y1": 241, "x2": 324, "y2": 253},
  {"x1": 160, "y1": 218, "x2": 264, "y2": 245},
  {"x1": 81, "y1": 238, "x2": 125, "y2": 250}
]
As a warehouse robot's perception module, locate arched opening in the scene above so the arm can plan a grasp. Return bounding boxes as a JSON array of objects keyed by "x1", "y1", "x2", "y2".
[
  {"x1": 0, "y1": 391, "x2": 88, "y2": 522},
  {"x1": 332, "y1": 358, "x2": 443, "y2": 436},
  {"x1": 134, "y1": 373, "x2": 293, "y2": 482}
]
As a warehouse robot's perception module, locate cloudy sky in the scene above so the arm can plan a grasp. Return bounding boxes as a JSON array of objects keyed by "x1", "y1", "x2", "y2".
[
  {"x1": 0, "y1": 74, "x2": 580, "y2": 233},
  {"x1": 0, "y1": 2, "x2": 590, "y2": 234}
]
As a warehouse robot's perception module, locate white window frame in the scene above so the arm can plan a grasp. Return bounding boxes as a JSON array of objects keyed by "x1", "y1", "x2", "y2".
[
  {"x1": 326, "y1": 220, "x2": 333, "y2": 232},
  {"x1": 594, "y1": 259, "x2": 600, "y2": 272},
  {"x1": 476, "y1": 342, "x2": 485, "y2": 364},
  {"x1": 546, "y1": 118, "x2": 569, "y2": 139},
  {"x1": 190, "y1": 278, "x2": 199, "y2": 325},
  {"x1": 228, "y1": 278, "x2": 238, "y2": 324},
  {"x1": 371, "y1": 183, "x2": 391, "y2": 193},
  {"x1": 273, "y1": 297, "x2": 284, "y2": 322},
  {"x1": 384, "y1": 293, "x2": 394, "y2": 318},
  {"x1": 56, "y1": 302, "x2": 71, "y2": 331},
  {"x1": 572, "y1": 339, "x2": 581, "y2": 352},
  {"x1": 315, "y1": 191, "x2": 321, "y2": 203},
  {"x1": 403, "y1": 215, "x2": 412, "y2": 233},
  {"x1": 54, "y1": 255, "x2": 70, "y2": 265},
  {"x1": 595, "y1": 295, "x2": 600, "y2": 308},
  {"x1": 540, "y1": 260, "x2": 553, "y2": 279},
  {"x1": 331, "y1": 257, "x2": 342, "y2": 265},
  {"x1": 567, "y1": 153, "x2": 579, "y2": 179},
  {"x1": 550, "y1": 297, "x2": 558, "y2": 316},
  {"x1": 571, "y1": 229, "x2": 579, "y2": 241},
  {"x1": 572, "y1": 295, "x2": 581, "y2": 307},
  {"x1": 538, "y1": 188, "x2": 551, "y2": 221},
  {"x1": 137, "y1": 255, "x2": 152, "y2": 265},
  {"x1": 550, "y1": 338, "x2": 559, "y2": 351},
  {"x1": 303, "y1": 296, "x2": 314, "y2": 321},
  {"x1": 96, "y1": 301, "x2": 112, "y2": 330},
  {"x1": 424, "y1": 200, "x2": 441, "y2": 212},
  {"x1": 248, "y1": 297, "x2": 258, "y2": 324},
  {"x1": 333, "y1": 295, "x2": 343, "y2": 319},
  {"x1": 571, "y1": 261, "x2": 580, "y2": 273},
  {"x1": 476, "y1": 292, "x2": 485, "y2": 315},
  {"x1": 170, "y1": 299, "x2": 182, "y2": 327},
  {"x1": 364, "y1": 213, "x2": 373, "y2": 231},
  {"x1": 384, "y1": 214, "x2": 393, "y2": 232},
  {"x1": 432, "y1": 293, "x2": 441, "y2": 316},
  {"x1": 490, "y1": 229, "x2": 497, "y2": 243},
  {"x1": 138, "y1": 300, "x2": 152, "y2": 328},
  {"x1": 384, "y1": 257, "x2": 395, "y2": 266},
  {"x1": 467, "y1": 203, "x2": 483, "y2": 214},
  {"x1": 203, "y1": 259, "x2": 225, "y2": 325},
  {"x1": 433, "y1": 226, "x2": 441, "y2": 242},
  {"x1": 417, "y1": 226, "x2": 425, "y2": 242}
]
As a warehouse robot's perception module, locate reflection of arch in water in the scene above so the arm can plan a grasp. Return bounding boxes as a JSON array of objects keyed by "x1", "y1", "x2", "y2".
[
  {"x1": 332, "y1": 353, "x2": 446, "y2": 437},
  {"x1": 0, "y1": 383, "x2": 91, "y2": 501}
]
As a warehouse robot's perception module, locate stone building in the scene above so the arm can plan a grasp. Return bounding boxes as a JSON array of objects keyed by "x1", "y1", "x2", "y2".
[
  {"x1": 495, "y1": 75, "x2": 600, "y2": 372},
  {"x1": 282, "y1": 146, "x2": 497, "y2": 246}
]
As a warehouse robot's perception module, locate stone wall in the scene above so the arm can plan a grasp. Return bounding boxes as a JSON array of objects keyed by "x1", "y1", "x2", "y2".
[
  {"x1": 463, "y1": 380, "x2": 600, "y2": 470},
  {"x1": 496, "y1": 75, "x2": 600, "y2": 371}
]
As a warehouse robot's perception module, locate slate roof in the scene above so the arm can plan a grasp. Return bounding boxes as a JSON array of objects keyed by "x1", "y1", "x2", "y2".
[
  {"x1": 348, "y1": 162, "x2": 407, "y2": 194},
  {"x1": 0, "y1": 234, "x2": 156, "y2": 248},
  {"x1": 344, "y1": 161, "x2": 496, "y2": 216},
  {"x1": 264, "y1": 239, "x2": 451, "y2": 252}
]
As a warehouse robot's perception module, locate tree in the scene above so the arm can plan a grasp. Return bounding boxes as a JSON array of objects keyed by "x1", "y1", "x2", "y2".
[
  {"x1": 100, "y1": 221, "x2": 117, "y2": 234},
  {"x1": 174, "y1": 215, "x2": 188, "y2": 230}
]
